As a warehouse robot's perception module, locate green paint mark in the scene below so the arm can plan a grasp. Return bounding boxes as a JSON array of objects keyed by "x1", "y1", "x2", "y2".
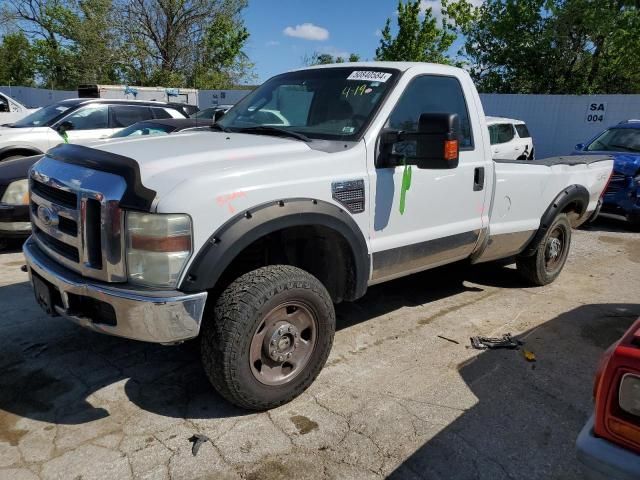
[{"x1": 399, "y1": 157, "x2": 412, "y2": 215}]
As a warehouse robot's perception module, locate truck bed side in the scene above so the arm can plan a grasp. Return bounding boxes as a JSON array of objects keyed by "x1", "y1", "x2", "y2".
[{"x1": 474, "y1": 155, "x2": 613, "y2": 263}]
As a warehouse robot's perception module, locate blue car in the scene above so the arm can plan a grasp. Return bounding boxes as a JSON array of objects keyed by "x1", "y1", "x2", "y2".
[{"x1": 573, "y1": 120, "x2": 640, "y2": 229}]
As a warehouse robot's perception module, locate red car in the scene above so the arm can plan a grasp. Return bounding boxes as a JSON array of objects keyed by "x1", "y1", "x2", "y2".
[{"x1": 577, "y1": 317, "x2": 640, "y2": 479}]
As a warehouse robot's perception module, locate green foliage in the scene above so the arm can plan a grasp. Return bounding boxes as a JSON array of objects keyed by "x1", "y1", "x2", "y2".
[
  {"x1": 118, "y1": 0, "x2": 253, "y2": 89},
  {"x1": 375, "y1": 0, "x2": 457, "y2": 64},
  {"x1": 1, "y1": 0, "x2": 252, "y2": 89},
  {"x1": 448, "y1": 0, "x2": 640, "y2": 94},
  {"x1": 305, "y1": 52, "x2": 361, "y2": 65},
  {"x1": 0, "y1": 32, "x2": 36, "y2": 85}
]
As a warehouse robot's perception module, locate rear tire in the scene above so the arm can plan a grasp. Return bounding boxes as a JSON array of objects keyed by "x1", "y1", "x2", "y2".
[
  {"x1": 516, "y1": 214, "x2": 571, "y2": 286},
  {"x1": 200, "y1": 265, "x2": 335, "y2": 410}
]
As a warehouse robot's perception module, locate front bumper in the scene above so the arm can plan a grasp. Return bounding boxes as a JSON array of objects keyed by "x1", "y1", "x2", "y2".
[
  {"x1": 576, "y1": 415, "x2": 640, "y2": 480},
  {"x1": 23, "y1": 237, "x2": 207, "y2": 344},
  {"x1": 0, "y1": 203, "x2": 30, "y2": 237}
]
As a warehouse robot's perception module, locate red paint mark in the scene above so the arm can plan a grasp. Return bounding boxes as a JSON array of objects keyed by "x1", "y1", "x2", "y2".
[{"x1": 216, "y1": 191, "x2": 247, "y2": 215}]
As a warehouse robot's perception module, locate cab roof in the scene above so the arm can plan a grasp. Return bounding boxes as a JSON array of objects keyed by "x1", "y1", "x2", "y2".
[
  {"x1": 486, "y1": 116, "x2": 526, "y2": 125},
  {"x1": 297, "y1": 61, "x2": 466, "y2": 75}
]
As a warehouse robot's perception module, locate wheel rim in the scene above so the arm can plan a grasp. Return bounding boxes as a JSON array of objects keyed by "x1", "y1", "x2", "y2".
[
  {"x1": 544, "y1": 226, "x2": 566, "y2": 272},
  {"x1": 249, "y1": 301, "x2": 318, "y2": 386}
]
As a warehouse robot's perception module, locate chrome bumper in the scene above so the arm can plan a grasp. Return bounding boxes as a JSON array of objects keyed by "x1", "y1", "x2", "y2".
[{"x1": 23, "y1": 237, "x2": 207, "y2": 344}]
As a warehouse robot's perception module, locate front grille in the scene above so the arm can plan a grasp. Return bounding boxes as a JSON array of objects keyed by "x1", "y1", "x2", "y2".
[
  {"x1": 31, "y1": 181, "x2": 77, "y2": 209},
  {"x1": 33, "y1": 225, "x2": 80, "y2": 262},
  {"x1": 605, "y1": 172, "x2": 627, "y2": 195},
  {"x1": 29, "y1": 157, "x2": 127, "y2": 282}
]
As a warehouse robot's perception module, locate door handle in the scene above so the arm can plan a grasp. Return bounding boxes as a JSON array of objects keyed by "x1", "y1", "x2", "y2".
[{"x1": 474, "y1": 167, "x2": 485, "y2": 191}]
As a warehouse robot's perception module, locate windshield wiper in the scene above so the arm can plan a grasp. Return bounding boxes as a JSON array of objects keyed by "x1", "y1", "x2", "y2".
[{"x1": 232, "y1": 125, "x2": 311, "y2": 142}]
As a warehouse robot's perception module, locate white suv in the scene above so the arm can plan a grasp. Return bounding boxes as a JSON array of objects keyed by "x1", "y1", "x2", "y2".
[
  {"x1": 0, "y1": 99, "x2": 185, "y2": 161},
  {"x1": 487, "y1": 116, "x2": 534, "y2": 160}
]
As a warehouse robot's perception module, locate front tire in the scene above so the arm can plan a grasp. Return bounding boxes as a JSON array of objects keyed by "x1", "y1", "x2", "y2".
[
  {"x1": 200, "y1": 265, "x2": 335, "y2": 410},
  {"x1": 516, "y1": 213, "x2": 571, "y2": 286}
]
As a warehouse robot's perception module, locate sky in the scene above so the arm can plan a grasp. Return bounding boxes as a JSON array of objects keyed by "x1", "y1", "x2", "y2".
[{"x1": 242, "y1": 0, "x2": 463, "y2": 83}]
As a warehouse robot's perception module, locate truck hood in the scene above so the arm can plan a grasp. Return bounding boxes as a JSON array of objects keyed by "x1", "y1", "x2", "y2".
[
  {"x1": 573, "y1": 150, "x2": 640, "y2": 176},
  {"x1": 91, "y1": 131, "x2": 320, "y2": 195}
]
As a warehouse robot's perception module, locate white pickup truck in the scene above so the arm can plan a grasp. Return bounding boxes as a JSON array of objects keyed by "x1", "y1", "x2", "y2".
[{"x1": 23, "y1": 62, "x2": 612, "y2": 410}]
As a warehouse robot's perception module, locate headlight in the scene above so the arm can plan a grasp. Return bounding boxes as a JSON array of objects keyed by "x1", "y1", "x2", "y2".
[
  {"x1": 1, "y1": 179, "x2": 29, "y2": 205},
  {"x1": 125, "y1": 212, "x2": 192, "y2": 288}
]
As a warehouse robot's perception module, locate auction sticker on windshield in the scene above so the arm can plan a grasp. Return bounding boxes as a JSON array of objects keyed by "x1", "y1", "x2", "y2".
[{"x1": 347, "y1": 71, "x2": 393, "y2": 82}]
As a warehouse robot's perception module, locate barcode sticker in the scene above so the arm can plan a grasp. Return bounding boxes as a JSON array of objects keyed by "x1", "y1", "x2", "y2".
[{"x1": 347, "y1": 71, "x2": 392, "y2": 82}]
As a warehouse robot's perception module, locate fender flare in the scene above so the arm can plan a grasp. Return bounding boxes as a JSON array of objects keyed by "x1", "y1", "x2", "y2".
[
  {"x1": 0, "y1": 145, "x2": 44, "y2": 160},
  {"x1": 520, "y1": 184, "x2": 589, "y2": 257},
  {"x1": 180, "y1": 198, "x2": 370, "y2": 301}
]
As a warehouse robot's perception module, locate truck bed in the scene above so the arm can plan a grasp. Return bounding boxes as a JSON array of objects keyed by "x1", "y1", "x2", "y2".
[{"x1": 475, "y1": 155, "x2": 614, "y2": 263}]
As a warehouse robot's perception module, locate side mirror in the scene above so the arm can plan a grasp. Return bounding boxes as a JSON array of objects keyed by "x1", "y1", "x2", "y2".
[
  {"x1": 575, "y1": 143, "x2": 585, "y2": 151},
  {"x1": 213, "y1": 109, "x2": 226, "y2": 122},
  {"x1": 378, "y1": 113, "x2": 460, "y2": 169},
  {"x1": 57, "y1": 121, "x2": 74, "y2": 134}
]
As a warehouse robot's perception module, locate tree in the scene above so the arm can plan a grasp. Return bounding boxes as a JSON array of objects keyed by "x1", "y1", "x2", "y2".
[
  {"x1": 117, "y1": 0, "x2": 253, "y2": 88},
  {"x1": 0, "y1": 32, "x2": 36, "y2": 85},
  {"x1": 1, "y1": 0, "x2": 121, "y2": 88},
  {"x1": 375, "y1": 0, "x2": 457, "y2": 64},
  {"x1": 192, "y1": 13, "x2": 252, "y2": 88},
  {"x1": 304, "y1": 52, "x2": 361, "y2": 65},
  {"x1": 448, "y1": 0, "x2": 640, "y2": 94}
]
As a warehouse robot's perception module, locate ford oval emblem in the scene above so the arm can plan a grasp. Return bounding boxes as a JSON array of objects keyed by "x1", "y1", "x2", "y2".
[{"x1": 37, "y1": 205, "x2": 59, "y2": 227}]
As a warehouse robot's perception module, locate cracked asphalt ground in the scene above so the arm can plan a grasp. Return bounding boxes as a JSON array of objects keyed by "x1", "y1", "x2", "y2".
[{"x1": 0, "y1": 218, "x2": 639, "y2": 480}]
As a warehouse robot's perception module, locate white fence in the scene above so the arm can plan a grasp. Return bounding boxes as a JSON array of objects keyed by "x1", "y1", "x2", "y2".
[
  {"x1": 480, "y1": 94, "x2": 640, "y2": 158},
  {"x1": 3, "y1": 85, "x2": 640, "y2": 159},
  {"x1": 0, "y1": 86, "x2": 75, "y2": 108}
]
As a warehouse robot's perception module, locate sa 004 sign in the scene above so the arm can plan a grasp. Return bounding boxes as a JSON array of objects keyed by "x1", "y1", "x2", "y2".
[{"x1": 585, "y1": 102, "x2": 607, "y2": 123}]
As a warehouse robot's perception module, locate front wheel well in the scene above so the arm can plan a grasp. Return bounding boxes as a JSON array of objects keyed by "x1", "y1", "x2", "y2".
[
  {"x1": 0, "y1": 148, "x2": 42, "y2": 161},
  {"x1": 213, "y1": 225, "x2": 357, "y2": 304}
]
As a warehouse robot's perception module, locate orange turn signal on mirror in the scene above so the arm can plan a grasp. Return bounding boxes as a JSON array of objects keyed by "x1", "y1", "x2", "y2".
[
  {"x1": 444, "y1": 140, "x2": 459, "y2": 160},
  {"x1": 129, "y1": 234, "x2": 192, "y2": 252}
]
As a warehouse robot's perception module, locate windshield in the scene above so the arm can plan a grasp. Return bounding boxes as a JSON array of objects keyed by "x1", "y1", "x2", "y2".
[
  {"x1": 111, "y1": 122, "x2": 175, "y2": 138},
  {"x1": 217, "y1": 67, "x2": 399, "y2": 140},
  {"x1": 12, "y1": 103, "x2": 72, "y2": 128},
  {"x1": 587, "y1": 127, "x2": 640, "y2": 153}
]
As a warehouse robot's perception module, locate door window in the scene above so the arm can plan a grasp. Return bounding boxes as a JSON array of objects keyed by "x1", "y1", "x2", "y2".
[
  {"x1": 61, "y1": 104, "x2": 109, "y2": 130},
  {"x1": 387, "y1": 75, "x2": 474, "y2": 149},
  {"x1": 515, "y1": 124, "x2": 531, "y2": 138},
  {"x1": 489, "y1": 124, "x2": 515, "y2": 144},
  {"x1": 152, "y1": 107, "x2": 172, "y2": 119},
  {"x1": 109, "y1": 106, "x2": 154, "y2": 128}
]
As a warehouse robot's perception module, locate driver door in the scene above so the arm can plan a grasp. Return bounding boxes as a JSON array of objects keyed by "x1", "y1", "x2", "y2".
[{"x1": 368, "y1": 75, "x2": 487, "y2": 283}]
